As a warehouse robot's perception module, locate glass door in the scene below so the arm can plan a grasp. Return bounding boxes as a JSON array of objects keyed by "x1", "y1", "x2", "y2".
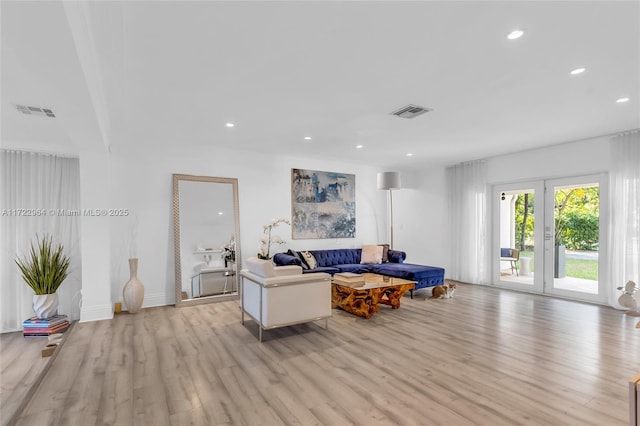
[
  {"x1": 543, "y1": 174, "x2": 608, "y2": 303},
  {"x1": 493, "y1": 181, "x2": 544, "y2": 293}
]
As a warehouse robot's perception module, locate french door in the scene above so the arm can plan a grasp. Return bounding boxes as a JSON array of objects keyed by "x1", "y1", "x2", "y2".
[
  {"x1": 494, "y1": 181, "x2": 545, "y2": 293},
  {"x1": 493, "y1": 174, "x2": 607, "y2": 304}
]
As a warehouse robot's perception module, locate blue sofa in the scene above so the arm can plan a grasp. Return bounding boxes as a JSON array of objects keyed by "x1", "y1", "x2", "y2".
[{"x1": 273, "y1": 248, "x2": 444, "y2": 297}]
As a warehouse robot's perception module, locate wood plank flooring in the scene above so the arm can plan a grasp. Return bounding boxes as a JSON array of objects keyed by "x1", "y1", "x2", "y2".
[
  {"x1": 0, "y1": 331, "x2": 51, "y2": 426},
  {"x1": 8, "y1": 282, "x2": 640, "y2": 425}
]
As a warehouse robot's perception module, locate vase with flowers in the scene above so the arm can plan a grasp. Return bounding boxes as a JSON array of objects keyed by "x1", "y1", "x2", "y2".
[
  {"x1": 258, "y1": 217, "x2": 290, "y2": 260},
  {"x1": 223, "y1": 233, "x2": 236, "y2": 267}
]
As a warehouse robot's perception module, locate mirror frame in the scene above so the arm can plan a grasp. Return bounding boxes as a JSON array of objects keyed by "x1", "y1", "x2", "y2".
[{"x1": 173, "y1": 174, "x2": 241, "y2": 307}]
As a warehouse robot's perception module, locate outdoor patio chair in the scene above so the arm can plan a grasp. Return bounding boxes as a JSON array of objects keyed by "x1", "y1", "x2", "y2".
[{"x1": 501, "y1": 248, "x2": 520, "y2": 276}]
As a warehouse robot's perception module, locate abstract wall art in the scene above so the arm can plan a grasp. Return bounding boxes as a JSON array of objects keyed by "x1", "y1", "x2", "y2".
[{"x1": 291, "y1": 168, "x2": 356, "y2": 239}]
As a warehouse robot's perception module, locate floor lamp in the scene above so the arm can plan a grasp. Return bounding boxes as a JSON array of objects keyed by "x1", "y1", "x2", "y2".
[{"x1": 377, "y1": 171, "x2": 401, "y2": 249}]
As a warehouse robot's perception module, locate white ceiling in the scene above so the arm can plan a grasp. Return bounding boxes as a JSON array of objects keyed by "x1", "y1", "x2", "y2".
[{"x1": 2, "y1": 1, "x2": 639, "y2": 170}]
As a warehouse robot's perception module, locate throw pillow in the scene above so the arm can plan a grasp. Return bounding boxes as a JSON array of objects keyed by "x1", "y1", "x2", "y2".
[
  {"x1": 360, "y1": 245, "x2": 383, "y2": 264},
  {"x1": 378, "y1": 244, "x2": 390, "y2": 263},
  {"x1": 288, "y1": 249, "x2": 309, "y2": 270},
  {"x1": 300, "y1": 251, "x2": 317, "y2": 269}
]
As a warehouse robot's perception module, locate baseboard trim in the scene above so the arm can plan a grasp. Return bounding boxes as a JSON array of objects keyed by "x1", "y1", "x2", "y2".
[
  {"x1": 120, "y1": 292, "x2": 169, "y2": 312},
  {"x1": 79, "y1": 304, "x2": 113, "y2": 323},
  {"x1": 141, "y1": 292, "x2": 169, "y2": 309}
]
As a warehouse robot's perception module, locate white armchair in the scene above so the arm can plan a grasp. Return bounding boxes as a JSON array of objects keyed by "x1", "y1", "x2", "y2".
[{"x1": 240, "y1": 257, "x2": 332, "y2": 341}]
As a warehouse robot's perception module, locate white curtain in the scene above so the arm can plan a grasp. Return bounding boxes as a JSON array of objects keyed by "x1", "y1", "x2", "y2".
[
  {"x1": 1, "y1": 151, "x2": 82, "y2": 332},
  {"x1": 448, "y1": 160, "x2": 491, "y2": 284},
  {"x1": 608, "y1": 131, "x2": 640, "y2": 307}
]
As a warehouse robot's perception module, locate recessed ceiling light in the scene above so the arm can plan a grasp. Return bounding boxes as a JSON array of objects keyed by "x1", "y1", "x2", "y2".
[
  {"x1": 616, "y1": 97, "x2": 630, "y2": 103},
  {"x1": 406, "y1": 153, "x2": 413, "y2": 157},
  {"x1": 507, "y1": 30, "x2": 524, "y2": 40},
  {"x1": 225, "y1": 123, "x2": 235, "y2": 128},
  {"x1": 356, "y1": 145, "x2": 363, "y2": 149},
  {"x1": 218, "y1": 211, "x2": 224, "y2": 215},
  {"x1": 570, "y1": 67, "x2": 586, "y2": 75},
  {"x1": 304, "y1": 136, "x2": 311, "y2": 140}
]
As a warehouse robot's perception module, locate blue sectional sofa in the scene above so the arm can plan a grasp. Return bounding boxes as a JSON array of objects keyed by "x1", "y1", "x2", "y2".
[{"x1": 273, "y1": 248, "x2": 444, "y2": 297}]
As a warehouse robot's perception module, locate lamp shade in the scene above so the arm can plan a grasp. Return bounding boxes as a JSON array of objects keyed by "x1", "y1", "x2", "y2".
[{"x1": 377, "y1": 172, "x2": 401, "y2": 190}]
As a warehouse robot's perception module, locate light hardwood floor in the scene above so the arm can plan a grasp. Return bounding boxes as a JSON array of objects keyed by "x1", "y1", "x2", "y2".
[
  {"x1": 0, "y1": 330, "x2": 56, "y2": 426},
  {"x1": 8, "y1": 283, "x2": 640, "y2": 425}
]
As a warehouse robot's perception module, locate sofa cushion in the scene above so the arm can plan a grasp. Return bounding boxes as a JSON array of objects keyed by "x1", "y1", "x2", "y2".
[
  {"x1": 310, "y1": 249, "x2": 361, "y2": 267},
  {"x1": 372, "y1": 262, "x2": 444, "y2": 281},
  {"x1": 379, "y1": 244, "x2": 390, "y2": 262},
  {"x1": 273, "y1": 252, "x2": 301, "y2": 267},
  {"x1": 300, "y1": 251, "x2": 317, "y2": 269},
  {"x1": 245, "y1": 257, "x2": 302, "y2": 277},
  {"x1": 245, "y1": 257, "x2": 277, "y2": 277},
  {"x1": 336, "y1": 264, "x2": 373, "y2": 274},
  {"x1": 387, "y1": 250, "x2": 406, "y2": 263},
  {"x1": 303, "y1": 266, "x2": 340, "y2": 275},
  {"x1": 287, "y1": 249, "x2": 309, "y2": 269},
  {"x1": 361, "y1": 245, "x2": 383, "y2": 264}
]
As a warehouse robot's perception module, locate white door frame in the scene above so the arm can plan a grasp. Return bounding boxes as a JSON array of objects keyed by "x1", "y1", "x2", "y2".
[
  {"x1": 543, "y1": 173, "x2": 608, "y2": 304},
  {"x1": 492, "y1": 181, "x2": 545, "y2": 293}
]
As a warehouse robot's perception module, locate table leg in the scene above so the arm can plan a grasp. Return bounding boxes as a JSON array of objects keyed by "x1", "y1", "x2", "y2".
[
  {"x1": 378, "y1": 284, "x2": 414, "y2": 309},
  {"x1": 331, "y1": 284, "x2": 381, "y2": 319}
]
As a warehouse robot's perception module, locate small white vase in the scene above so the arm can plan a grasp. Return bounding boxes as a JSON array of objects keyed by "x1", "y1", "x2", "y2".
[
  {"x1": 33, "y1": 293, "x2": 58, "y2": 319},
  {"x1": 123, "y1": 258, "x2": 144, "y2": 314}
]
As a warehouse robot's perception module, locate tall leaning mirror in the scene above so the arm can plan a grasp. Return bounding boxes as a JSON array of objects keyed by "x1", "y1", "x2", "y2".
[{"x1": 173, "y1": 174, "x2": 241, "y2": 307}]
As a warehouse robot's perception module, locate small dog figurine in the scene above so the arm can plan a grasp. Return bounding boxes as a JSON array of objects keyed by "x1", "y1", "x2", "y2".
[
  {"x1": 618, "y1": 281, "x2": 640, "y2": 316},
  {"x1": 430, "y1": 282, "x2": 456, "y2": 299}
]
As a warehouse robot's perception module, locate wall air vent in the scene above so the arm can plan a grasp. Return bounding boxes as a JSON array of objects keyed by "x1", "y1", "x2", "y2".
[
  {"x1": 390, "y1": 104, "x2": 432, "y2": 119},
  {"x1": 15, "y1": 104, "x2": 55, "y2": 118}
]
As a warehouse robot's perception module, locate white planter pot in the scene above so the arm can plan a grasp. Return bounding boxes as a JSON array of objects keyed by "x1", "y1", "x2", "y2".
[{"x1": 33, "y1": 293, "x2": 59, "y2": 319}]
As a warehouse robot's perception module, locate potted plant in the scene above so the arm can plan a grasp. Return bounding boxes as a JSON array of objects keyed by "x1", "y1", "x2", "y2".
[
  {"x1": 15, "y1": 234, "x2": 70, "y2": 318},
  {"x1": 554, "y1": 216, "x2": 566, "y2": 278},
  {"x1": 258, "y1": 218, "x2": 290, "y2": 260}
]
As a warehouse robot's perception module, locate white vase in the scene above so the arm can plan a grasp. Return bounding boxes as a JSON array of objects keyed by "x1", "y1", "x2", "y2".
[
  {"x1": 123, "y1": 258, "x2": 144, "y2": 314},
  {"x1": 33, "y1": 293, "x2": 58, "y2": 319}
]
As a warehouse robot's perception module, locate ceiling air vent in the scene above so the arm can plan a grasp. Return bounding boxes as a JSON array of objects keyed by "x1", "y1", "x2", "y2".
[
  {"x1": 15, "y1": 104, "x2": 55, "y2": 118},
  {"x1": 390, "y1": 104, "x2": 432, "y2": 119}
]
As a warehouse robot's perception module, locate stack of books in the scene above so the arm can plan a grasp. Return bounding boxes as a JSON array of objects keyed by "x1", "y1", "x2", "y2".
[
  {"x1": 23, "y1": 314, "x2": 69, "y2": 337},
  {"x1": 333, "y1": 272, "x2": 365, "y2": 287}
]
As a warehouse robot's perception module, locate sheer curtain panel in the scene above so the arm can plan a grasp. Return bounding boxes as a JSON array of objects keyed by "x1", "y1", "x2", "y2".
[
  {"x1": 1, "y1": 151, "x2": 82, "y2": 332},
  {"x1": 448, "y1": 160, "x2": 490, "y2": 284},
  {"x1": 608, "y1": 131, "x2": 640, "y2": 307}
]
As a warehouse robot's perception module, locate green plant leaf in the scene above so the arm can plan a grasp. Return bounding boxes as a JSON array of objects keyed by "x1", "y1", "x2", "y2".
[{"x1": 15, "y1": 234, "x2": 70, "y2": 295}]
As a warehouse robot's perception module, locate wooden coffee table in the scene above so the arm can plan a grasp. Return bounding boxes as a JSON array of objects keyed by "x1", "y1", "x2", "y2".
[{"x1": 331, "y1": 273, "x2": 415, "y2": 319}]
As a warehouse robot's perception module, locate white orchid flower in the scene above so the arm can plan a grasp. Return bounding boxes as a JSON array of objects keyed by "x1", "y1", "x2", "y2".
[
  {"x1": 270, "y1": 236, "x2": 285, "y2": 245},
  {"x1": 258, "y1": 217, "x2": 291, "y2": 259}
]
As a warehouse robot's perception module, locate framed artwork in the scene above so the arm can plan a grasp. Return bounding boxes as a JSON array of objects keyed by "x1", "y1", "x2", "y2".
[{"x1": 291, "y1": 168, "x2": 356, "y2": 239}]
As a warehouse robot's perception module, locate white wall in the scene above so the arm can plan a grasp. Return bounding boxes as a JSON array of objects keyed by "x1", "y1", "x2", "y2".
[
  {"x1": 78, "y1": 150, "x2": 112, "y2": 322},
  {"x1": 486, "y1": 137, "x2": 611, "y2": 184},
  {"x1": 98, "y1": 144, "x2": 387, "y2": 317},
  {"x1": 393, "y1": 167, "x2": 450, "y2": 275}
]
